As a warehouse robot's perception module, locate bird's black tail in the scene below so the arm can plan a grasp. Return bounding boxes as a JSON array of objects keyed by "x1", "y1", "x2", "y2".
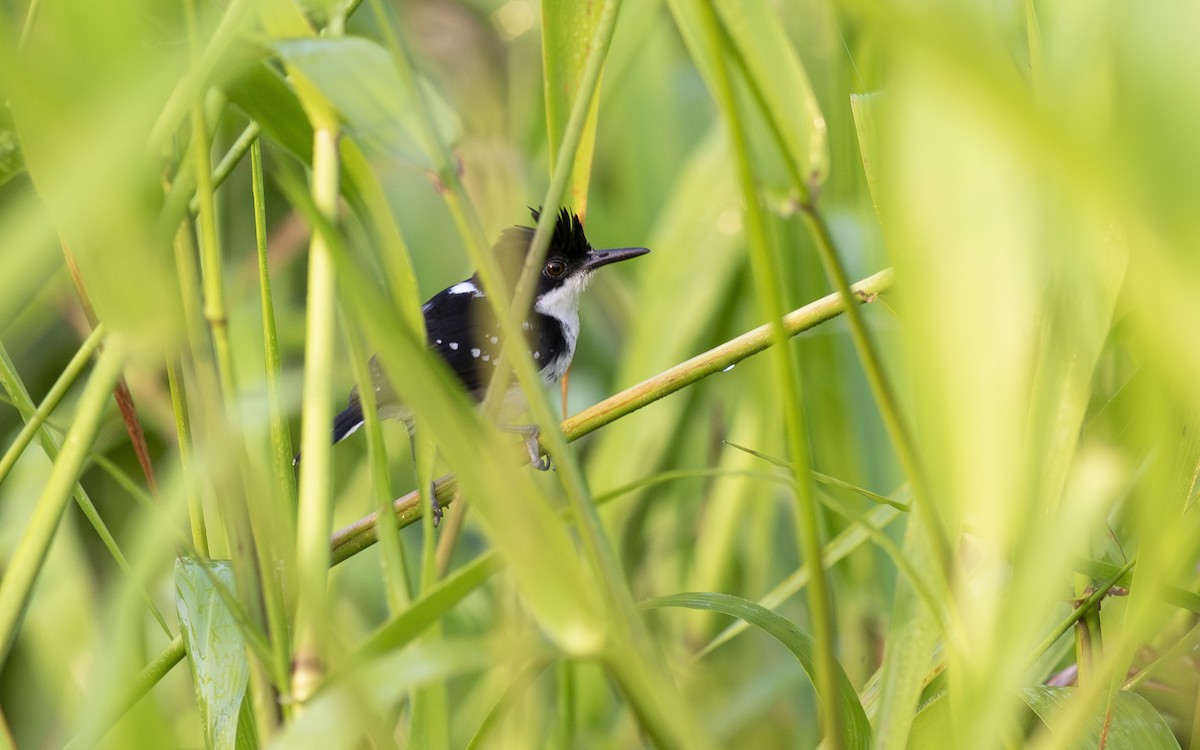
[
  {"x1": 293, "y1": 402, "x2": 365, "y2": 465},
  {"x1": 332, "y1": 402, "x2": 365, "y2": 444}
]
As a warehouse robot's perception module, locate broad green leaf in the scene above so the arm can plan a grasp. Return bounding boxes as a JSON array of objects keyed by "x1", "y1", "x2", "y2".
[
  {"x1": 1021, "y1": 687, "x2": 1181, "y2": 750},
  {"x1": 710, "y1": 0, "x2": 828, "y2": 187},
  {"x1": 667, "y1": 0, "x2": 828, "y2": 192},
  {"x1": 271, "y1": 37, "x2": 461, "y2": 168},
  {"x1": 641, "y1": 591, "x2": 871, "y2": 750},
  {"x1": 175, "y1": 558, "x2": 250, "y2": 750},
  {"x1": 227, "y1": 63, "x2": 314, "y2": 168},
  {"x1": 850, "y1": 92, "x2": 883, "y2": 217},
  {"x1": 542, "y1": 0, "x2": 603, "y2": 211}
]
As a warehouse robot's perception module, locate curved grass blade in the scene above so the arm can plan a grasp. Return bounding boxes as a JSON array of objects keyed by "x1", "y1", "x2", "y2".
[
  {"x1": 641, "y1": 592, "x2": 870, "y2": 750},
  {"x1": 1021, "y1": 687, "x2": 1180, "y2": 750}
]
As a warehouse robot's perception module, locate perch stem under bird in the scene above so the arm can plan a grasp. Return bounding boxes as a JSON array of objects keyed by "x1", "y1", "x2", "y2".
[{"x1": 295, "y1": 208, "x2": 649, "y2": 525}]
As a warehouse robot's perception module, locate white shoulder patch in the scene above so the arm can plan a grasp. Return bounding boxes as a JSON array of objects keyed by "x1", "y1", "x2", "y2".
[{"x1": 448, "y1": 281, "x2": 482, "y2": 296}]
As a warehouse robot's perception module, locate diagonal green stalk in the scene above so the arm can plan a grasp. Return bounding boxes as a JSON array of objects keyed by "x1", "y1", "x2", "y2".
[
  {"x1": 690, "y1": 2, "x2": 842, "y2": 746},
  {"x1": 344, "y1": 321, "x2": 412, "y2": 611},
  {"x1": 0, "y1": 324, "x2": 105, "y2": 485},
  {"x1": 63, "y1": 635, "x2": 187, "y2": 750},
  {"x1": 0, "y1": 332, "x2": 173, "y2": 636},
  {"x1": 0, "y1": 338, "x2": 127, "y2": 670}
]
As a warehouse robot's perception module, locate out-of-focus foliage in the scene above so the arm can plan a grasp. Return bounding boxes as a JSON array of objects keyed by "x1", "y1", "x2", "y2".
[{"x1": 0, "y1": 0, "x2": 1199, "y2": 747}]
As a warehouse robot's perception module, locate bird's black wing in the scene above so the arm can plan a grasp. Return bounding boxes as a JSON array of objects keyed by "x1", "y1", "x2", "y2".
[
  {"x1": 421, "y1": 280, "x2": 506, "y2": 398},
  {"x1": 421, "y1": 279, "x2": 569, "y2": 395}
]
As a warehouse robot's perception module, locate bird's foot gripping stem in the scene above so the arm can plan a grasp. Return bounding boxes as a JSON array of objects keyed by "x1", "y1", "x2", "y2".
[
  {"x1": 501, "y1": 424, "x2": 552, "y2": 471},
  {"x1": 427, "y1": 484, "x2": 443, "y2": 527}
]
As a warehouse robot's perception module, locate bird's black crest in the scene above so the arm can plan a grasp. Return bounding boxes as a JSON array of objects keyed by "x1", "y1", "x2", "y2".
[
  {"x1": 491, "y1": 207, "x2": 592, "y2": 285},
  {"x1": 529, "y1": 206, "x2": 592, "y2": 260}
]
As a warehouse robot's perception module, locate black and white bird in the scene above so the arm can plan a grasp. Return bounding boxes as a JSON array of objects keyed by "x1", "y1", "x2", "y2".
[{"x1": 322, "y1": 208, "x2": 648, "y2": 513}]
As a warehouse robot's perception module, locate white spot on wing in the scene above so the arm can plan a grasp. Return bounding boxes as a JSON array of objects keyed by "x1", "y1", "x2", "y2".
[
  {"x1": 471, "y1": 348, "x2": 481, "y2": 358},
  {"x1": 448, "y1": 281, "x2": 481, "y2": 296},
  {"x1": 449, "y1": 342, "x2": 459, "y2": 350}
]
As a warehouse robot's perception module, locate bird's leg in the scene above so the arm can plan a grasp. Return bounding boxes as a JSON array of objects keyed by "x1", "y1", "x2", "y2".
[
  {"x1": 406, "y1": 422, "x2": 442, "y2": 527},
  {"x1": 499, "y1": 424, "x2": 552, "y2": 471}
]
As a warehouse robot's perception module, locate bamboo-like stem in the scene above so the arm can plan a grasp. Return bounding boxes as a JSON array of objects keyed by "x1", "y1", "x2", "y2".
[
  {"x1": 290, "y1": 124, "x2": 342, "y2": 707},
  {"x1": 186, "y1": 82, "x2": 236, "y2": 402},
  {"x1": 329, "y1": 268, "x2": 894, "y2": 559}
]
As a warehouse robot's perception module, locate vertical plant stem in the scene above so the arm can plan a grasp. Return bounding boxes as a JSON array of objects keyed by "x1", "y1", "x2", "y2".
[
  {"x1": 248, "y1": 138, "x2": 297, "y2": 731},
  {"x1": 167, "y1": 343, "x2": 209, "y2": 556},
  {"x1": 0, "y1": 339, "x2": 127, "y2": 670},
  {"x1": 252, "y1": 140, "x2": 297, "y2": 533},
  {"x1": 187, "y1": 88, "x2": 236, "y2": 401},
  {"x1": 691, "y1": 2, "x2": 842, "y2": 746},
  {"x1": 291, "y1": 125, "x2": 341, "y2": 707}
]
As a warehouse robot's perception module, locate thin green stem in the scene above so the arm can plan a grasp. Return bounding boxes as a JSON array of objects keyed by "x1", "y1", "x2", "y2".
[
  {"x1": 693, "y1": 1, "x2": 841, "y2": 745},
  {"x1": 0, "y1": 338, "x2": 127, "y2": 670},
  {"x1": 0, "y1": 324, "x2": 105, "y2": 485},
  {"x1": 801, "y1": 210, "x2": 951, "y2": 577},
  {"x1": 344, "y1": 322, "x2": 412, "y2": 611},
  {"x1": 166, "y1": 359, "x2": 209, "y2": 555},
  {"x1": 251, "y1": 139, "x2": 297, "y2": 532},
  {"x1": 186, "y1": 72, "x2": 236, "y2": 401},
  {"x1": 248, "y1": 138, "x2": 296, "y2": 728}
]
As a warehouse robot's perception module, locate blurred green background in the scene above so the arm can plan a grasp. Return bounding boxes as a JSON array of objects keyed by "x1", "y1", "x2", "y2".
[{"x1": 2, "y1": 0, "x2": 1200, "y2": 747}]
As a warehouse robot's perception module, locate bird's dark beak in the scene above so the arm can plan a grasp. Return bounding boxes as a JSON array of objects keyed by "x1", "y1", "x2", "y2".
[{"x1": 582, "y1": 246, "x2": 650, "y2": 272}]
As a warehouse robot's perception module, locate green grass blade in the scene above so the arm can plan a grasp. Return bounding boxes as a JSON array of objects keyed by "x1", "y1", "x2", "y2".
[
  {"x1": 542, "y1": 0, "x2": 603, "y2": 211},
  {"x1": 1022, "y1": 687, "x2": 1181, "y2": 750},
  {"x1": 642, "y1": 592, "x2": 871, "y2": 750}
]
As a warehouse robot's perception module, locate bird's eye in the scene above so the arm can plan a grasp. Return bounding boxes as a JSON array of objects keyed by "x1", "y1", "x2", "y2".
[{"x1": 545, "y1": 259, "x2": 567, "y2": 277}]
